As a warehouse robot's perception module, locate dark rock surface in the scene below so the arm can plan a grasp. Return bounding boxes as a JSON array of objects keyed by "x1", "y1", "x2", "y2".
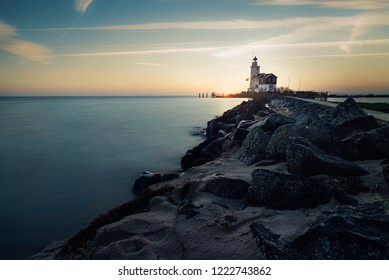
[
  {"x1": 248, "y1": 113, "x2": 294, "y2": 133},
  {"x1": 201, "y1": 176, "x2": 250, "y2": 199},
  {"x1": 266, "y1": 124, "x2": 294, "y2": 160},
  {"x1": 287, "y1": 137, "x2": 368, "y2": 176},
  {"x1": 292, "y1": 113, "x2": 333, "y2": 150},
  {"x1": 237, "y1": 127, "x2": 270, "y2": 165},
  {"x1": 331, "y1": 97, "x2": 368, "y2": 127},
  {"x1": 247, "y1": 169, "x2": 332, "y2": 210},
  {"x1": 251, "y1": 204, "x2": 389, "y2": 259},
  {"x1": 333, "y1": 115, "x2": 380, "y2": 142},
  {"x1": 332, "y1": 187, "x2": 358, "y2": 206},
  {"x1": 133, "y1": 171, "x2": 162, "y2": 194},
  {"x1": 336, "y1": 127, "x2": 389, "y2": 161}
]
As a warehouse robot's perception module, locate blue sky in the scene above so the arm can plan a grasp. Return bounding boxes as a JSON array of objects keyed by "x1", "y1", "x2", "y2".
[{"x1": 1, "y1": 0, "x2": 389, "y2": 95}]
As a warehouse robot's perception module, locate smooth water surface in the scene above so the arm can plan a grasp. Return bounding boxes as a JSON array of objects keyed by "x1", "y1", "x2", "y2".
[{"x1": 0, "y1": 96, "x2": 247, "y2": 259}]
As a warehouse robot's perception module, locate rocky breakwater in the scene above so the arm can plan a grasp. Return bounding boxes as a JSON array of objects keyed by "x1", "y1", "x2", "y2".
[{"x1": 33, "y1": 96, "x2": 389, "y2": 260}]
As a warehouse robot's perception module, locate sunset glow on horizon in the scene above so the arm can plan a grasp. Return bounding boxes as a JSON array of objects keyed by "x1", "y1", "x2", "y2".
[{"x1": 1, "y1": 0, "x2": 389, "y2": 96}]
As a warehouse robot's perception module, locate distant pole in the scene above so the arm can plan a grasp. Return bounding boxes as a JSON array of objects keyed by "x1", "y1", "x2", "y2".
[{"x1": 299, "y1": 76, "x2": 302, "y2": 91}]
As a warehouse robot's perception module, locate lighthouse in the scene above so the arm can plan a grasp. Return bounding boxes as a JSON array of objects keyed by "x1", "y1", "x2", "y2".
[
  {"x1": 248, "y1": 56, "x2": 277, "y2": 93},
  {"x1": 249, "y1": 56, "x2": 260, "y2": 91}
]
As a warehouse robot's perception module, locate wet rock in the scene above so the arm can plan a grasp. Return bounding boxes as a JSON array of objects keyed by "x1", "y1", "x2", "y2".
[
  {"x1": 266, "y1": 124, "x2": 294, "y2": 160},
  {"x1": 181, "y1": 136, "x2": 218, "y2": 170},
  {"x1": 201, "y1": 176, "x2": 250, "y2": 199},
  {"x1": 247, "y1": 169, "x2": 332, "y2": 210},
  {"x1": 206, "y1": 120, "x2": 234, "y2": 138},
  {"x1": 200, "y1": 137, "x2": 226, "y2": 159},
  {"x1": 331, "y1": 98, "x2": 368, "y2": 127},
  {"x1": 160, "y1": 173, "x2": 180, "y2": 183},
  {"x1": 229, "y1": 128, "x2": 250, "y2": 146},
  {"x1": 333, "y1": 115, "x2": 380, "y2": 142},
  {"x1": 132, "y1": 171, "x2": 162, "y2": 195},
  {"x1": 336, "y1": 127, "x2": 389, "y2": 161},
  {"x1": 250, "y1": 204, "x2": 389, "y2": 259},
  {"x1": 237, "y1": 127, "x2": 270, "y2": 165},
  {"x1": 287, "y1": 137, "x2": 368, "y2": 176}
]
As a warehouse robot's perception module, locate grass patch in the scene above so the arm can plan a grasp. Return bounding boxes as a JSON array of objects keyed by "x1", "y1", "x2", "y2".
[{"x1": 358, "y1": 103, "x2": 389, "y2": 113}]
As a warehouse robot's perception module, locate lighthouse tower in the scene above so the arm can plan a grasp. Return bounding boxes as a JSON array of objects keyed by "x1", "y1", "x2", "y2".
[{"x1": 249, "y1": 56, "x2": 260, "y2": 91}]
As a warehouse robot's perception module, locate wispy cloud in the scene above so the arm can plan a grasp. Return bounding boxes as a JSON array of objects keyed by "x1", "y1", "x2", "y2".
[
  {"x1": 0, "y1": 20, "x2": 51, "y2": 63},
  {"x1": 280, "y1": 52, "x2": 389, "y2": 59},
  {"x1": 252, "y1": 0, "x2": 389, "y2": 10},
  {"x1": 74, "y1": 0, "x2": 94, "y2": 13},
  {"x1": 135, "y1": 62, "x2": 167, "y2": 67},
  {"x1": 56, "y1": 46, "x2": 226, "y2": 58}
]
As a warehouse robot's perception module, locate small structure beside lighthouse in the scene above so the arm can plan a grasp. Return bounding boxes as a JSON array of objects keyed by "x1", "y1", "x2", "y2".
[{"x1": 248, "y1": 56, "x2": 277, "y2": 93}]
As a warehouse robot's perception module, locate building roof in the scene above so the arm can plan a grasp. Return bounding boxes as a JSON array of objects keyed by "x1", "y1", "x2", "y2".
[{"x1": 254, "y1": 73, "x2": 277, "y2": 78}]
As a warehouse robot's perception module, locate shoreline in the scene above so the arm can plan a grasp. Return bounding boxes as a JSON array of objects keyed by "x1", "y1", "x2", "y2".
[{"x1": 32, "y1": 95, "x2": 389, "y2": 260}]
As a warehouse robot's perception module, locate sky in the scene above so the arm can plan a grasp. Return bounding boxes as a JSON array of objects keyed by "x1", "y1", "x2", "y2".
[{"x1": 0, "y1": 0, "x2": 389, "y2": 95}]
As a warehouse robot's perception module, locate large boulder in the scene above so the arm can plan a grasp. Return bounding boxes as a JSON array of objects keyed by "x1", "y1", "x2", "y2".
[
  {"x1": 201, "y1": 176, "x2": 250, "y2": 199},
  {"x1": 333, "y1": 115, "x2": 380, "y2": 142},
  {"x1": 248, "y1": 113, "x2": 294, "y2": 133},
  {"x1": 181, "y1": 136, "x2": 218, "y2": 170},
  {"x1": 247, "y1": 169, "x2": 332, "y2": 210},
  {"x1": 200, "y1": 137, "x2": 226, "y2": 159},
  {"x1": 287, "y1": 137, "x2": 368, "y2": 176},
  {"x1": 266, "y1": 124, "x2": 294, "y2": 160},
  {"x1": 132, "y1": 171, "x2": 162, "y2": 195},
  {"x1": 237, "y1": 127, "x2": 270, "y2": 165},
  {"x1": 336, "y1": 127, "x2": 389, "y2": 161},
  {"x1": 331, "y1": 98, "x2": 367, "y2": 127},
  {"x1": 250, "y1": 204, "x2": 389, "y2": 259}
]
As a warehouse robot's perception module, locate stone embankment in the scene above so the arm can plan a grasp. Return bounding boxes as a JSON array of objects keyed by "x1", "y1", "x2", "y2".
[{"x1": 33, "y1": 96, "x2": 389, "y2": 260}]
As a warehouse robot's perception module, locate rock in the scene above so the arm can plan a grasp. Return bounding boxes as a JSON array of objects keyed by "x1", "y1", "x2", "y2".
[
  {"x1": 181, "y1": 136, "x2": 218, "y2": 170},
  {"x1": 200, "y1": 137, "x2": 226, "y2": 159},
  {"x1": 229, "y1": 128, "x2": 250, "y2": 146},
  {"x1": 232, "y1": 112, "x2": 255, "y2": 124},
  {"x1": 255, "y1": 159, "x2": 281, "y2": 167},
  {"x1": 247, "y1": 169, "x2": 332, "y2": 210},
  {"x1": 331, "y1": 98, "x2": 367, "y2": 127},
  {"x1": 383, "y1": 164, "x2": 389, "y2": 188},
  {"x1": 250, "y1": 204, "x2": 389, "y2": 259},
  {"x1": 332, "y1": 187, "x2": 358, "y2": 206},
  {"x1": 248, "y1": 113, "x2": 294, "y2": 133},
  {"x1": 206, "y1": 120, "x2": 234, "y2": 138},
  {"x1": 336, "y1": 127, "x2": 389, "y2": 161},
  {"x1": 237, "y1": 120, "x2": 258, "y2": 129},
  {"x1": 178, "y1": 202, "x2": 202, "y2": 219},
  {"x1": 237, "y1": 127, "x2": 270, "y2": 165},
  {"x1": 287, "y1": 137, "x2": 368, "y2": 176},
  {"x1": 333, "y1": 115, "x2": 380, "y2": 142},
  {"x1": 201, "y1": 176, "x2": 250, "y2": 199},
  {"x1": 266, "y1": 124, "x2": 294, "y2": 160},
  {"x1": 293, "y1": 113, "x2": 333, "y2": 150},
  {"x1": 160, "y1": 173, "x2": 180, "y2": 183},
  {"x1": 132, "y1": 171, "x2": 162, "y2": 195}
]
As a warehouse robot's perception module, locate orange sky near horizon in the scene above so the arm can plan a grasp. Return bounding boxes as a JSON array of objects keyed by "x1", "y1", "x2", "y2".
[{"x1": 1, "y1": 0, "x2": 389, "y2": 95}]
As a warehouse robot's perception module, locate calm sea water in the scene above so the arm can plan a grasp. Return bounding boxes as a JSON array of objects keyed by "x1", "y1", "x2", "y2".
[{"x1": 0, "y1": 96, "x2": 247, "y2": 259}]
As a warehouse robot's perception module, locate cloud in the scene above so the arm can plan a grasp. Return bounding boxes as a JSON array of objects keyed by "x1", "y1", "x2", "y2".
[
  {"x1": 74, "y1": 0, "x2": 94, "y2": 13},
  {"x1": 280, "y1": 52, "x2": 389, "y2": 59},
  {"x1": 23, "y1": 11, "x2": 389, "y2": 33},
  {"x1": 0, "y1": 20, "x2": 51, "y2": 63},
  {"x1": 0, "y1": 20, "x2": 17, "y2": 36},
  {"x1": 135, "y1": 62, "x2": 167, "y2": 67},
  {"x1": 55, "y1": 46, "x2": 227, "y2": 58},
  {"x1": 252, "y1": 0, "x2": 389, "y2": 10}
]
